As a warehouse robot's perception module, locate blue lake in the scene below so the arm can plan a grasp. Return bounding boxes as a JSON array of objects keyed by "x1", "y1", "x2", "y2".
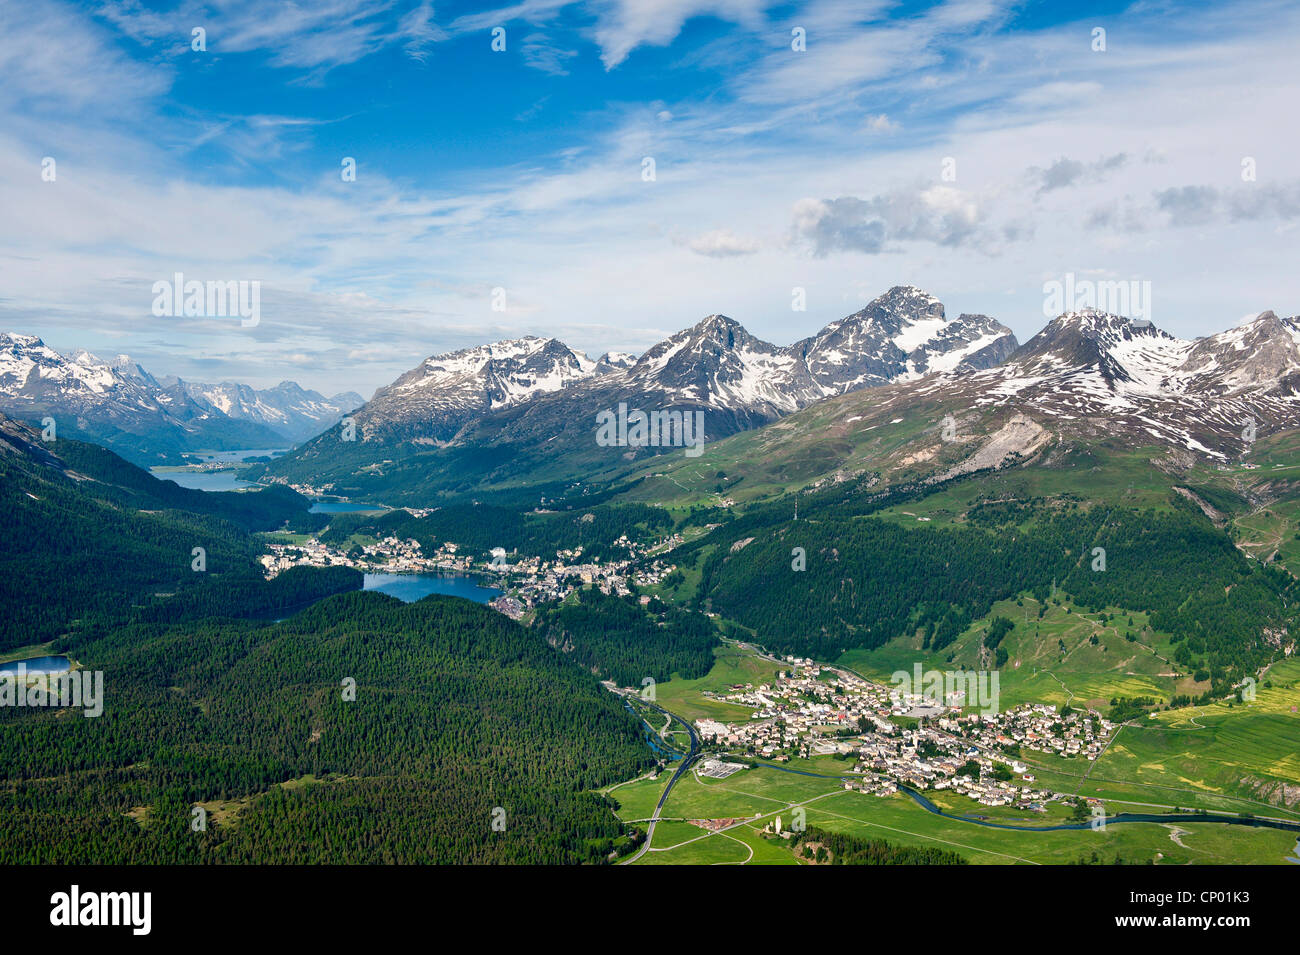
[
  {"x1": 189, "y1": 448, "x2": 290, "y2": 464},
  {"x1": 149, "y1": 448, "x2": 289, "y2": 492},
  {"x1": 0, "y1": 655, "x2": 71, "y2": 676},
  {"x1": 310, "y1": 500, "x2": 387, "y2": 513},
  {"x1": 363, "y1": 573, "x2": 502, "y2": 604},
  {"x1": 151, "y1": 469, "x2": 255, "y2": 491}
]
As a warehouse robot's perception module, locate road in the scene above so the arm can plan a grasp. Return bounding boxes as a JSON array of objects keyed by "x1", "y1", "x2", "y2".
[{"x1": 621, "y1": 698, "x2": 701, "y2": 865}]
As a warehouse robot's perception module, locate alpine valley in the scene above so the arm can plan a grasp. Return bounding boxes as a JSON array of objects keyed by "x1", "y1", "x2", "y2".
[
  {"x1": 0, "y1": 332, "x2": 362, "y2": 465},
  {"x1": 5, "y1": 285, "x2": 1300, "y2": 867}
]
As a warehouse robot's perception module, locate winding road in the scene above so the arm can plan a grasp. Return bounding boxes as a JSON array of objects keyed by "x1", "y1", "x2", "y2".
[{"x1": 620, "y1": 698, "x2": 701, "y2": 865}]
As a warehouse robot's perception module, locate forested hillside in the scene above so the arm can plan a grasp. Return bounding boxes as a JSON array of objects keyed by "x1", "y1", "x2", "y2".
[
  {"x1": 531, "y1": 588, "x2": 718, "y2": 686},
  {"x1": 51, "y1": 438, "x2": 325, "y2": 531},
  {"x1": 0, "y1": 428, "x2": 336, "y2": 651},
  {"x1": 0, "y1": 592, "x2": 649, "y2": 864},
  {"x1": 688, "y1": 485, "x2": 1294, "y2": 696}
]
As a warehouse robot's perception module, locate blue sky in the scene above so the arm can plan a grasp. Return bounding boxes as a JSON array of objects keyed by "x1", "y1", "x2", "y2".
[{"x1": 2, "y1": 0, "x2": 1299, "y2": 394}]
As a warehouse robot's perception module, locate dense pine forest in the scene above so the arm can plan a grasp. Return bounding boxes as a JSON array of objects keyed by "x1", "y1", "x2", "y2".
[
  {"x1": 0, "y1": 593, "x2": 650, "y2": 864},
  {"x1": 684, "y1": 478, "x2": 1294, "y2": 696},
  {"x1": 790, "y1": 826, "x2": 968, "y2": 864},
  {"x1": 1, "y1": 427, "x2": 660, "y2": 864},
  {"x1": 531, "y1": 588, "x2": 718, "y2": 685},
  {"x1": 50, "y1": 439, "x2": 328, "y2": 532},
  {"x1": 0, "y1": 438, "x2": 342, "y2": 652},
  {"x1": 245, "y1": 429, "x2": 655, "y2": 509}
]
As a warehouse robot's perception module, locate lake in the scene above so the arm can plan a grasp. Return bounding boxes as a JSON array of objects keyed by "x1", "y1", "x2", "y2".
[
  {"x1": 0, "y1": 655, "x2": 71, "y2": 676},
  {"x1": 189, "y1": 448, "x2": 289, "y2": 464},
  {"x1": 151, "y1": 469, "x2": 256, "y2": 492},
  {"x1": 149, "y1": 448, "x2": 289, "y2": 492},
  {"x1": 310, "y1": 500, "x2": 387, "y2": 514},
  {"x1": 363, "y1": 573, "x2": 502, "y2": 604}
]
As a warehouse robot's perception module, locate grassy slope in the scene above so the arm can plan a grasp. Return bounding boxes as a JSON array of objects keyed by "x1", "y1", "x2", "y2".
[{"x1": 838, "y1": 593, "x2": 1193, "y2": 710}]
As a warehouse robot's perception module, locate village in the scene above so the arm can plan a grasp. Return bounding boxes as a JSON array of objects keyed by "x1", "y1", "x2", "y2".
[
  {"x1": 258, "y1": 531, "x2": 680, "y2": 619},
  {"x1": 693, "y1": 658, "x2": 1116, "y2": 811},
  {"x1": 257, "y1": 513, "x2": 1112, "y2": 815}
]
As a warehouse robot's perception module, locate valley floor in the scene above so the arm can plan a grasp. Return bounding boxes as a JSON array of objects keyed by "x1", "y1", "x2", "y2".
[{"x1": 607, "y1": 646, "x2": 1300, "y2": 866}]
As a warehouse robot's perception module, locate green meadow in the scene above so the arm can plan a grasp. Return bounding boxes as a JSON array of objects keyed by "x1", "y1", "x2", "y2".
[
  {"x1": 838, "y1": 592, "x2": 1194, "y2": 710},
  {"x1": 624, "y1": 762, "x2": 1298, "y2": 865},
  {"x1": 651, "y1": 643, "x2": 784, "y2": 723},
  {"x1": 610, "y1": 638, "x2": 1300, "y2": 864}
]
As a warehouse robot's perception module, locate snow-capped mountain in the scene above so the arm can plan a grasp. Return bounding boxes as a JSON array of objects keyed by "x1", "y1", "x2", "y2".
[
  {"x1": 260, "y1": 287, "x2": 1020, "y2": 497},
  {"x1": 2, "y1": 335, "x2": 152, "y2": 407},
  {"x1": 0, "y1": 333, "x2": 352, "y2": 464},
  {"x1": 336, "y1": 287, "x2": 1017, "y2": 447},
  {"x1": 623, "y1": 305, "x2": 1300, "y2": 504},
  {"x1": 792, "y1": 286, "x2": 1018, "y2": 395},
  {"x1": 898, "y1": 307, "x2": 1300, "y2": 460},
  {"x1": 0, "y1": 333, "x2": 265, "y2": 458},
  {"x1": 354, "y1": 336, "x2": 597, "y2": 442},
  {"x1": 624, "y1": 313, "x2": 823, "y2": 416},
  {"x1": 1177, "y1": 311, "x2": 1300, "y2": 397},
  {"x1": 178, "y1": 380, "x2": 363, "y2": 443},
  {"x1": 596, "y1": 351, "x2": 638, "y2": 371}
]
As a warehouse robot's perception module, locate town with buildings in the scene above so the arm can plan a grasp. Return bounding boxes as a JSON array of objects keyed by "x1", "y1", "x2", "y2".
[
  {"x1": 259, "y1": 527, "x2": 680, "y2": 620},
  {"x1": 692, "y1": 658, "x2": 1116, "y2": 811},
  {"x1": 261, "y1": 508, "x2": 1111, "y2": 815}
]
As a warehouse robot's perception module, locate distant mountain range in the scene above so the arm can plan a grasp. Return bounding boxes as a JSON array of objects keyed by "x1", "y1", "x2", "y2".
[
  {"x1": 0, "y1": 333, "x2": 362, "y2": 466},
  {"x1": 173, "y1": 379, "x2": 365, "y2": 444},
  {"x1": 256, "y1": 286, "x2": 1020, "y2": 499},
  {"x1": 26, "y1": 284, "x2": 1297, "y2": 505},
  {"x1": 636, "y1": 304, "x2": 1300, "y2": 505}
]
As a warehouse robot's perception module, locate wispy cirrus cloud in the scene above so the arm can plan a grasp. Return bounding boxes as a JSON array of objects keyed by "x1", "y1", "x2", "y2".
[
  {"x1": 4, "y1": 0, "x2": 1300, "y2": 394},
  {"x1": 0, "y1": 0, "x2": 169, "y2": 113},
  {"x1": 95, "y1": 0, "x2": 444, "y2": 70}
]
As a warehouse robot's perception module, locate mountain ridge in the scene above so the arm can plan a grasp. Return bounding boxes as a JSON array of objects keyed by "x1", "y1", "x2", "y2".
[
  {"x1": 0, "y1": 332, "x2": 361, "y2": 463},
  {"x1": 631, "y1": 304, "x2": 1300, "y2": 511},
  {"x1": 258, "y1": 287, "x2": 1019, "y2": 499}
]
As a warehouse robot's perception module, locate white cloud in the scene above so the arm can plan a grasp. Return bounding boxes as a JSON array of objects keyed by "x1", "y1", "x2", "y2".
[
  {"x1": 864, "y1": 113, "x2": 898, "y2": 133},
  {"x1": 95, "y1": 0, "x2": 445, "y2": 70},
  {"x1": 589, "y1": 0, "x2": 771, "y2": 68},
  {"x1": 4, "y1": 0, "x2": 1300, "y2": 393},
  {"x1": 0, "y1": 0, "x2": 170, "y2": 114},
  {"x1": 684, "y1": 229, "x2": 761, "y2": 257}
]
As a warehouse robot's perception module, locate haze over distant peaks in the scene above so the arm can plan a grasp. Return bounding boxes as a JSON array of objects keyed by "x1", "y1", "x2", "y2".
[{"x1": 0, "y1": 332, "x2": 362, "y2": 464}]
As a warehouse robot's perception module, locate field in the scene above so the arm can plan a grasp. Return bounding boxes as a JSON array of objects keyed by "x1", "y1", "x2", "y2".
[
  {"x1": 615, "y1": 761, "x2": 1299, "y2": 865},
  {"x1": 606, "y1": 641, "x2": 1300, "y2": 864},
  {"x1": 650, "y1": 643, "x2": 784, "y2": 723},
  {"x1": 1036, "y1": 658, "x2": 1300, "y2": 818}
]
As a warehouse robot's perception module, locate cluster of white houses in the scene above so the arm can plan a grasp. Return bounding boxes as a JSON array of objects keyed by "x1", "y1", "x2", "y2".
[
  {"x1": 260, "y1": 533, "x2": 679, "y2": 614},
  {"x1": 694, "y1": 660, "x2": 1116, "y2": 810}
]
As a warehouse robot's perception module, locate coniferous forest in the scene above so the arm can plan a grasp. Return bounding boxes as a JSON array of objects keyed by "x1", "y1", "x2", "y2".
[
  {"x1": 531, "y1": 588, "x2": 718, "y2": 686},
  {"x1": 4, "y1": 425, "x2": 1297, "y2": 866},
  {"x1": 1, "y1": 592, "x2": 649, "y2": 864},
  {"x1": 1, "y1": 434, "x2": 651, "y2": 864},
  {"x1": 687, "y1": 479, "x2": 1291, "y2": 696}
]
